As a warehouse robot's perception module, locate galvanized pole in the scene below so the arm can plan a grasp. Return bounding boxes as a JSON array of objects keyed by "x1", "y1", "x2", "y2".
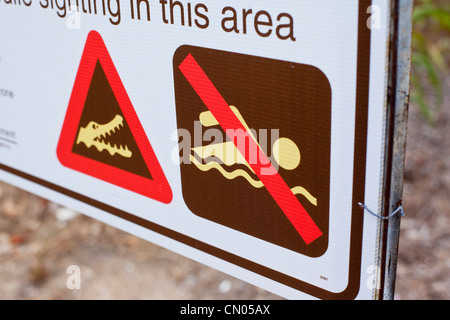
[{"x1": 382, "y1": 0, "x2": 413, "y2": 300}]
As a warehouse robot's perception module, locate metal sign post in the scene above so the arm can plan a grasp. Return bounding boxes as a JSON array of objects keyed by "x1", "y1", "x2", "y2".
[{"x1": 380, "y1": 0, "x2": 413, "y2": 300}]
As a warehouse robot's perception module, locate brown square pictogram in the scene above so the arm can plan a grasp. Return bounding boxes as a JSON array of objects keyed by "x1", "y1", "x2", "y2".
[{"x1": 173, "y1": 45, "x2": 332, "y2": 257}]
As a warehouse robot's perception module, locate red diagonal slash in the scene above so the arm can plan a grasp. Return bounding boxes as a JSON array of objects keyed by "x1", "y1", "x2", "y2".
[{"x1": 179, "y1": 53, "x2": 323, "y2": 245}]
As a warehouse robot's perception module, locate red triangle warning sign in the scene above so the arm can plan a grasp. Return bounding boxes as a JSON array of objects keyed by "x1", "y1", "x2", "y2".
[{"x1": 57, "y1": 31, "x2": 172, "y2": 204}]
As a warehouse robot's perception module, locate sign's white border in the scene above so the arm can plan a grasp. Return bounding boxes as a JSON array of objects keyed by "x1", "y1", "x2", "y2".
[{"x1": 0, "y1": 0, "x2": 392, "y2": 299}]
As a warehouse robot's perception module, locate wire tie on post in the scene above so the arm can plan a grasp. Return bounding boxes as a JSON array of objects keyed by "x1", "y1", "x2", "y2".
[{"x1": 358, "y1": 202, "x2": 405, "y2": 220}]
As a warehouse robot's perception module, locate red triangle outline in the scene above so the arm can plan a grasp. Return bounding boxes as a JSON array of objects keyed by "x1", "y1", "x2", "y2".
[{"x1": 57, "y1": 31, "x2": 172, "y2": 204}]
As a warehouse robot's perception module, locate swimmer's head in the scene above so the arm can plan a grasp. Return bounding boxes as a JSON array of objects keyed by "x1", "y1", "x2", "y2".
[{"x1": 273, "y1": 137, "x2": 301, "y2": 170}]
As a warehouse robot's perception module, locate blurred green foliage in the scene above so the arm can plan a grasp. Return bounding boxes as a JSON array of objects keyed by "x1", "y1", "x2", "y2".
[{"x1": 411, "y1": 0, "x2": 450, "y2": 123}]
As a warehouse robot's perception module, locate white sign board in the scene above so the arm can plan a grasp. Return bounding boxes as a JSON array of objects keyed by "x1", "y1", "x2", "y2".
[{"x1": 0, "y1": 0, "x2": 396, "y2": 299}]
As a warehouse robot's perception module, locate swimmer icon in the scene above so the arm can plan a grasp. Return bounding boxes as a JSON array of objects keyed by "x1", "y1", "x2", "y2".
[{"x1": 190, "y1": 106, "x2": 318, "y2": 206}]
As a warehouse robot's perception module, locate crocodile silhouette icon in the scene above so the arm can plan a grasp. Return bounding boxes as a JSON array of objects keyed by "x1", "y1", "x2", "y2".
[{"x1": 76, "y1": 114, "x2": 132, "y2": 158}]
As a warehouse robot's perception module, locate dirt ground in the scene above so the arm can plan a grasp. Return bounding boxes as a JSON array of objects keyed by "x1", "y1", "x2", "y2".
[{"x1": 0, "y1": 77, "x2": 449, "y2": 300}]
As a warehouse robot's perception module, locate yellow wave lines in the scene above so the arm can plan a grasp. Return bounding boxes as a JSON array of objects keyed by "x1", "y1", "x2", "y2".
[
  {"x1": 291, "y1": 186, "x2": 317, "y2": 206},
  {"x1": 190, "y1": 155, "x2": 317, "y2": 206},
  {"x1": 190, "y1": 155, "x2": 264, "y2": 188}
]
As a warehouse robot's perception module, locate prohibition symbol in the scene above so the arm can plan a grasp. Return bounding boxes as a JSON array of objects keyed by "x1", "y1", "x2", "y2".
[{"x1": 174, "y1": 46, "x2": 332, "y2": 256}]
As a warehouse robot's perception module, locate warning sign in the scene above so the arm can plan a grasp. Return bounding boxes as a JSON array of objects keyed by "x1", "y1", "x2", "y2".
[
  {"x1": 0, "y1": 0, "x2": 410, "y2": 300},
  {"x1": 57, "y1": 31, "x2": 172, "y2": 204},
  {"x1": 174, "y1": 46, "x2": 331, "y2": 256}
]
